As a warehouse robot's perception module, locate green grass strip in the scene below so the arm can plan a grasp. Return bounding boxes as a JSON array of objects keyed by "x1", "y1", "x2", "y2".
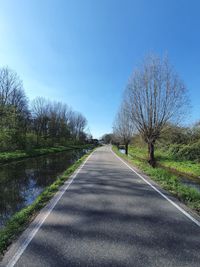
[
  {"x1": 128, "y1": 145, "x2": 200, "y2": 178},
  {"x1": 0, "y1": 144, "x2": 94, "y2": 164},
  {"x1": 0, "y1": 148, "x2": 95, "y2": 257},
  {"x1": 113, "y1": 146, "x2": 200, "y2": 215}
]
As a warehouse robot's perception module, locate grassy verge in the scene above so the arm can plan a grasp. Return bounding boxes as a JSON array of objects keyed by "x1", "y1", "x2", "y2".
[
  {"x1": 113, "y1": 146, "x2": 200, "y2": 215},
  {"x1": 0, "y1": 144, "x2": 94, "y2": 164},
  {"x1": 0, "y1": 148, "x2": 94, "y2": 257},
  {"x1": 128, "y1": 146, "x2": 200, "y2": 178}
]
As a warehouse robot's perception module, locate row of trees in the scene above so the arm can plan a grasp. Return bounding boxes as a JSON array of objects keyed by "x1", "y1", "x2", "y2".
[
  {"x1": 31, "y1": 98, "x2": 87, "y2": 147},
  {"x1": 0, "y1": 67, "x2": 89, "y2": 151},
  {"x1": 113, "y1": 54, "x2": 188, "y2": 167}
]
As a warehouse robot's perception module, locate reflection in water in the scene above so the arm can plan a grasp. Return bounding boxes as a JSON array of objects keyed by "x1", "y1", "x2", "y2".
[
  {"x1": 0, "y1": 149, "x2": 88, "y2": 228},
  {"x1": 119, "y1": 149, "x2": 125, "y2": 154}
]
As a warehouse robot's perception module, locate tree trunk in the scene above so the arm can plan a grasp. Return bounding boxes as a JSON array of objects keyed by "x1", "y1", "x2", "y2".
[
  {"x1": 148, "y1": 142, "x2": 155, "y2": 167},
  {"x1": 125, "y1": 143, "x2": 128, "y2": 155}
]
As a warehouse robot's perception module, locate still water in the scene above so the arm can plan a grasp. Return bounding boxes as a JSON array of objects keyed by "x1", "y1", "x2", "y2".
[{"x1": 0, "y1": 149, "x2": 88, "y2": 228}]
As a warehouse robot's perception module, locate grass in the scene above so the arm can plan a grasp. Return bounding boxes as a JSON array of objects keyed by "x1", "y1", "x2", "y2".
[
  {"x1": 128, "y1": 145, "x2": 200, "y2": 178},
  {"x1": 113, "y1": 146, "x2": 200, "y2": 215},
  {"x1": 0, "y1": 148, "x2": 94, "y2": 257},
  {"x1": 0, "y1": 144, "x2": 94, "y2": 164}
]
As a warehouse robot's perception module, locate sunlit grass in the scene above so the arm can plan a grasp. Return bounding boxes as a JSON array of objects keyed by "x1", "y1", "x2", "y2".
[
  {"x1": 113, "y1": 146, "x2": 200, "y2": 214},
  {"x1": 0, "y1": 144, "x2": 94, "y2": 164},
  {"x1": 128, "y1": 145, "x2": 200, "y2": 177}
]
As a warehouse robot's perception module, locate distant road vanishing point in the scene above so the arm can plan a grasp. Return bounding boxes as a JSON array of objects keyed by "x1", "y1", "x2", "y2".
[{"x1": 2, "y1": 145, "x2": 200, "y2": 267}]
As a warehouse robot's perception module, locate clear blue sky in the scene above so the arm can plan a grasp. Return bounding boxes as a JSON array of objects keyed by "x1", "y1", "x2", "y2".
[{"x1": 0, "y1": 0, "x2": 199, "y2": 138}]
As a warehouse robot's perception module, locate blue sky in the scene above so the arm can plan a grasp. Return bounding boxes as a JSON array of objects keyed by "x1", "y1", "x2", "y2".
[{"x1": 0, "y1": 0, "x2": 199, "y2": 138}]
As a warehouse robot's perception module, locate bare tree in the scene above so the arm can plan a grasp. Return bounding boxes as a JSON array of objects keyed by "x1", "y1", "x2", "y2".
[
  {"x1": 48, "y1": 101, "x2": 71, "y2": 142},
  {"x1": 32, "y1": 98, "x2": 74, "y2": 145},
  {"x1": 0, "y1": 66, "x2": 90, "y2": 150},
  {"x1": 124, "y1": 54, "x2": 188, "y2": 166},
  {"x1": 0, "y1": 67, "x2": 29, "y2": 150},
  {"x1": 0, "y1": 67, "x2": 28, "y2": 116},
  {"x1": 101, "y1": 133, "x2": 113, "y2": 144},
  {"x1": 113, "y1": 103, "x2": 134, "y2": 155},
  {"x1": 31, "y1": 97, "x2": 50, "y2": 142},
  {"x1": 69, "y1": 111, "x2": 87, "y2": 141}
]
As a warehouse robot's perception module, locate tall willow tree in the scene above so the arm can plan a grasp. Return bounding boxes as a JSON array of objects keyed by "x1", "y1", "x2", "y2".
[
  {"x1": 113, "y1": 103, "x2": 134, "y2": 155},
  {"x1": 124, "y1": 54, "x2": 188, "y2": 166}
]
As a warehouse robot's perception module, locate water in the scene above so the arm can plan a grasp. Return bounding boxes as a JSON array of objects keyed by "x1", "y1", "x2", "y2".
[
  {"x1": 0, "y1": 149, "x2": 88, "y2": 228},
  {"x1": 119, "y1": 148, "x2": 125, "y2": 154},
  {"x1": 180, "y1": 176, "x2": 200, "y2": 192}
]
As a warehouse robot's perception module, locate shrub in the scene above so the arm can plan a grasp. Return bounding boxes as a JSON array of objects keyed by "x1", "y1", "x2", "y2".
[{"x1": 168, "y1": 142, "x2": 200, "y2": 161}]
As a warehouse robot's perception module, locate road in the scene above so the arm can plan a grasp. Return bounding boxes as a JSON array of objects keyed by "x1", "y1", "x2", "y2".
[{"x1": 2, "y1": 145, "x2": 200, "y2": 267}]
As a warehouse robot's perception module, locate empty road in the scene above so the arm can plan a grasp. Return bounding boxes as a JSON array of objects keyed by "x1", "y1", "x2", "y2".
[{"x1": 2, "y1": 145, "x2": 200, "y2": 267}]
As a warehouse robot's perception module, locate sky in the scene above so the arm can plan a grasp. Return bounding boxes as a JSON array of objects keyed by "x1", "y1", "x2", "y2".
[{"x1": 0, "y1": 0, "x2": 200, "y2": 138}]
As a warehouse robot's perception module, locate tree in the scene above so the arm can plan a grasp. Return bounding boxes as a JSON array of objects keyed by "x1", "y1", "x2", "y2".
[
  {"x1": 69, "y1": 112, "x2": 87, "y2": 142},
  {"x1": 159, "y1": 123, "x2": 189, "y2": 145},
  {"x1": 0, "y1": 66, "x2": 90, "y2": 151},
  {"x1": 101, "y1": 133, "x2": 113, "y2": 144},
  {"x1": 31, "y1": 97, "x2": 50, "y2": 144},
  {"x1": 32, "y1": 98, "x2": 74, "y2": 146},
  {"x1": 124, "y1": 54, "x2": 188, "y2": 166},
  {"x1": 113, "y1": 103, "x2": 134, "y2": 155},
  {"x1": 0, "y1": 67, "x2": 29, "y2": 150}
]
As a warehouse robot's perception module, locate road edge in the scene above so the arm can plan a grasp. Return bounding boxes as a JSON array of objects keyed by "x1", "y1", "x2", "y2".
[
  {"x1": 1, "y1": 149, "x2": 95, "y2": 267},
  {"x1": 111, "y1": 147, "x2": 200, "y2": 228}
]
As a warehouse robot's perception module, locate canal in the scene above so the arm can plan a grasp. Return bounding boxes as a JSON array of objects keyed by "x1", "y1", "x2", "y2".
[{"x1": 0, "y1": 148, "x2": 89, "y2": 228}]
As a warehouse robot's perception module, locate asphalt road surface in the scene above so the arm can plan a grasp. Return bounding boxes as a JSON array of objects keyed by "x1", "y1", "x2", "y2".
[{"x1": 2, "y1": 145, "x2": 200, "y2": 267}]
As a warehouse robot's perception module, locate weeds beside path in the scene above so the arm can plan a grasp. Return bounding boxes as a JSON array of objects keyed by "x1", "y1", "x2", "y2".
[
  {"x1": 128, "y1": 146, "x2": 200, "y2": 178},
  {"x1": 113, "y1": 146, "x2": 200, "y2": 216}
]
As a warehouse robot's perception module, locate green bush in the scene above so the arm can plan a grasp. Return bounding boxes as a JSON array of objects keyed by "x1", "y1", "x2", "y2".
[
  {"x1": 168, "y1": 144, "x2": 182, "y2": 156},
  {"x1": 25, "y1": 133, "x2": 38, "y2": 151},
  {"x1": 169, "y1": 142, "x2": 200, "y2": 161},
  {"x1": 0, "y1": 129, "x2": 26, "y2": 151}
]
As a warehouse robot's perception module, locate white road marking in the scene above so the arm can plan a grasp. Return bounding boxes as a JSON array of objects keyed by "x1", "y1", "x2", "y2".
[
  {"x1": 6, "y1": 146, "x2": 200, "y2": 267},
  {"x1": 6, "y1": 151, "x2": 95, "y2": 267},
  {"x1": 111, "y1": 148, "x2": 200, "y2": 228}
]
